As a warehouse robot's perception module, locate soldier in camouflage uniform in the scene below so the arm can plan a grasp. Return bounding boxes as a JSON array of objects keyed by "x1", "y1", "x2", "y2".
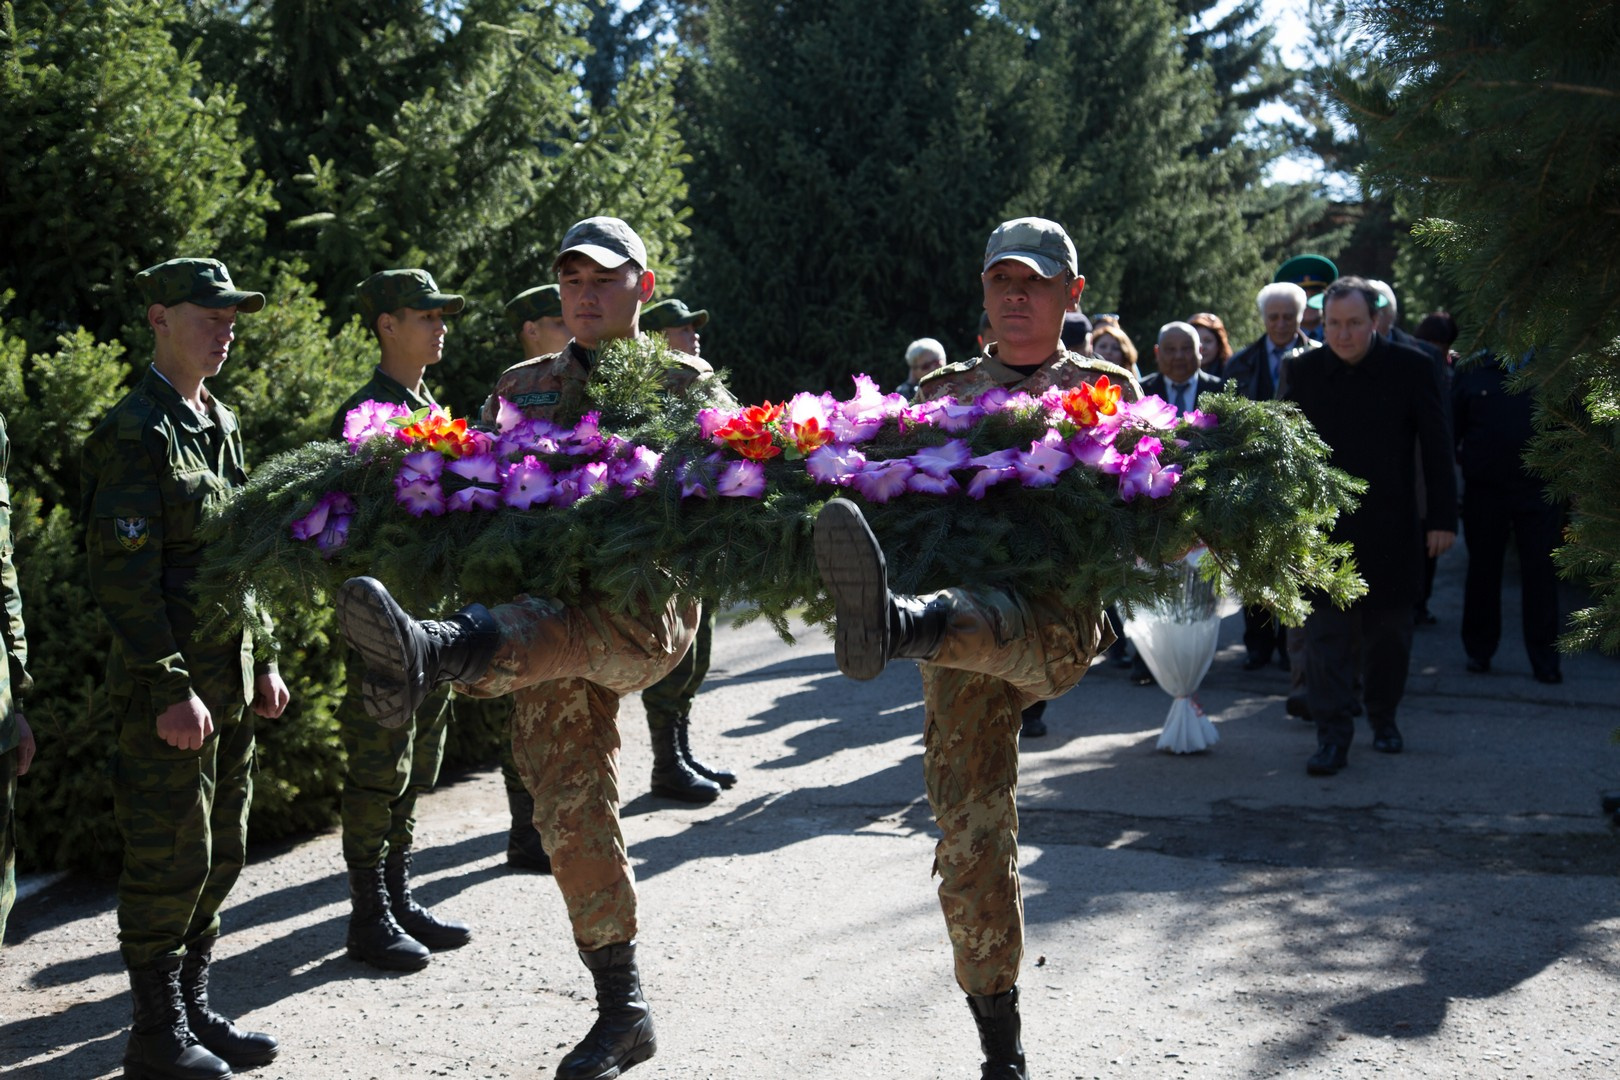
[
  {"x1": 0, "y1": 410, "x2": 36, "y2": 949},
  {"x1": 332, "y1": 270, "x2": 472, "y2": 973},
  {"x1": 814, "y1": 219, "x2": 1137, "y2": 1080},
  {"x1": 81, "y1": 258, "x2": 291, "y2": 1080},
  {"x1": 342, "y1": 218, "x2": 721, "y2": 1080}
]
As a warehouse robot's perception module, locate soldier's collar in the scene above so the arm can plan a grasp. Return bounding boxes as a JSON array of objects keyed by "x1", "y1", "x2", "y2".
[{"x1": 144, "y1": 365, "x2": 218, "y2": 430}]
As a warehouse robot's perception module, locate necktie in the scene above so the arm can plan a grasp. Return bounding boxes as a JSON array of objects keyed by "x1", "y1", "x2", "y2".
[{"x1": 1172, "y1": 381, "x2": 1191, "y2": 413}]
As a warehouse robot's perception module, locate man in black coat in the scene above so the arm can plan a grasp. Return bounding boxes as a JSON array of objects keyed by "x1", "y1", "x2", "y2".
[
  {"x1": 1140, "y1": 321, "x2": 1224, "y2": 412},
  {"x1": 1283, "y1": 277, "x2": 1458, "y2": 776}
]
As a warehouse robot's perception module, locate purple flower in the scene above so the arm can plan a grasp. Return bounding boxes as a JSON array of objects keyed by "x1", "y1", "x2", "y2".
[
  {"x1": 909, "y1": 439, "x2": 970, "y2": 477},
  {"x1": 497, "y1": 418, "x2": 563, "y2": 459},
  {"x1": 502, "y1": 457, "x2": 556, "y2": 510},
  {"x1": 1127, "y1": 396, "x2": 1179, "y2": 430},
  {"x1": 805, "y1": 444, "x2": 867, "y2": 486},
  {"x1": 445, "y1": 453, "x2": 505, "y2": 512},
  {"x1": 611, "y1": 446, "x2": 662, "y2": 495},
  {"x1": 696, "y1": 407, "x2": 727, "y2": 440},
  {"x1": 1069, "y1": 433, "x2": 1125, "y2": 473},
  {"x1": 342, "y1": 400, "x2": 411, "y2": 448},
  {"x1": 1014, "y1": 439, "x2": 1075, "y2": 488},
  {"x1": 398, "y1": 450, "x2": 444, "y2": 485},
  {"x1": 1183, "y1": 407, "x2": 1217, "y2": 429},
  {"x1": 849, "y1": 459, "x2": 915, "y2": 503},
  {"x1": 969, "y1": 448, "x2": 1021, "y2": 471},
  {"x1": 289, "y1": 491, "x2": 356, "y2": 541},
  {"x1": 566, "y1": 412, "x2": 606, "y2": 455},
  {"x1": 493, "y1": 396, "x2": 526, "y2": 434},
  {"x1": 395, "y1": 477, "x2": 446, "y2": 517},
  {"x1": 717, "y1": 459, "x2": 767, "y2": 498},
  {"x1": 314, "y1": 513, "x2": 351, "y2": 557},
  {"x1": 677, "y1": 454, "x2": 722, "y2": 499},
  {"x1": 966, "y1": 466, "x2": 1017, "y2": 500},
  {"x1": 1119, "y1": 455, "x2": 1182, "y2": 501},
  {"x1": 906, "y1": 471, "x2": 961, "y2": 496},
  {"x1": 933, "y1": 400, "x2": 987, "y2": 433}
]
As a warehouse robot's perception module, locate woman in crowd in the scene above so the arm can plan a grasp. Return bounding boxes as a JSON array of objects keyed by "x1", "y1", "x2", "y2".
[
  {"x1": 1189, "y1": 312, "x2": 1232, "y2": 375},
  {"x1": 1090, "y1": 318, "x2": 1140, "y2": 377}
]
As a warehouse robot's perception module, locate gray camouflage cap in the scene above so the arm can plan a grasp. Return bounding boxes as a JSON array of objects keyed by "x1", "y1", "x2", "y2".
[
  {"x1": 136, "y1": 258, "x2": 265, "y2": 312},
  {"x1": 982, "y1": 217, "x2": 1078, "y2": 279},
  {"x1": 504, "y1": 285, "x2": 563, "y2": 330},
  {"x1": 554, "y1": 217, "x2": 648, "y2": 272},
  {"x1": 356, "y1": 269, "x2": 465, "y2": 328}
]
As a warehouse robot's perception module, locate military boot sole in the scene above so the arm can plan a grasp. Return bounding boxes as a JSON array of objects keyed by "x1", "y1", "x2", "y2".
[
  {"x1": 813, "y1": 498, "x2": 889, "y2": 681},
  {"x1": 336, "y1": 577, "x2": 417, "y2": 729}
]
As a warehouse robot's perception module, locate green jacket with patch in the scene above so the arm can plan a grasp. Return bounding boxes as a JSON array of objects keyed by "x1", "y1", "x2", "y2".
[{"x1": 80, "y1": 366, "x2": 273, "y2": 711}]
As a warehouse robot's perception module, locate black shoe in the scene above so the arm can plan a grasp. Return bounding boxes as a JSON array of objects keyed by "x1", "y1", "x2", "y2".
[
  {"x1": 649, "y1": 722, "x2": 721, "y2": 804},
  {"x1": 386, "y1": 848, "x2": 471, "y2": 951},
  {"x1": 1372, "y1": 725, "x2": 1404, "y2": 754},
  {"x1": 337, "y1": 576, "x2": 499, "y2": 729},
  {"x1": 556, "y1": 942, "x2": 657, "y2": 1080},
  {"x1": 124, "y1": 960, "x2": 233, "y2": 1080},
  {"x1": 1285, "y1": 696, "x2": 1311, "y2": 722},
  {"x1": 1533, "y1": 669, "x2": 1563, "y2": 685},
  {"x1": 1466, "y1": 656, "x2": 1491, "y2": 674},
  {"x1": 180, "y1": 941, "x2": 278, "y2": 1069},
  {"x1": 1019, "y1": 701, "x2": 1048, "y2": 738},
  {"x1": 505, "y1": 788, "x2": 552, "y2": 874},
  {"x1": 814, "y1": 499, "x2": 947, "y2": 678},
  {"x1": 1306, "y1": 743, "x2": 1349, "y2": 776},
  {"x1": 1241, "y1": 654, "x2": 1269, "y2": 671},
  {"x1": 674, "y1": 715, "x2": 737, "y2": 789},
  {"x1": 345, "y1": 863, "x2": 431, "y2": 972},
  {"x1": 967, "y1": 985, "x2": 1028, "y2": 1080}
]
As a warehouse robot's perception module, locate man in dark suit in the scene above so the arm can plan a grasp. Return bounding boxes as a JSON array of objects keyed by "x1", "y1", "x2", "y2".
[
  {"x1": 1141, "y1": 321, "x2": 1223, "y2": 412},
  {"x1": 1223, "y1": 283, "x2": 1321, "y2": 673},
  {"x1": 1283, "y1": 277, "x2": 1457, "y2": 776}
]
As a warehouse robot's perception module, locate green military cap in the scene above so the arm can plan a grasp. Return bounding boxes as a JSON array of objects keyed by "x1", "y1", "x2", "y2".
[
  {"x1": 640, "y1": 298, "x2": 709, "y2": 333},
  {"x1": 554, "y1": 217, "x2": 648, "y2": 272},
  {"x1": 356, "y1": 269, "x2": 465, "y2": 328},
  {"x1": 136, "y1": 258, "x2": 265, "y2": 312},
  {"x1": 504, "y1": 285, "x2": 562, "y2": 330},
  {"x1": 1272, "y1": 254, "x2": 1338, "y2": 294},
  {"x1": 983, "y1": 217, "x2": 1078, "y2": 279}
]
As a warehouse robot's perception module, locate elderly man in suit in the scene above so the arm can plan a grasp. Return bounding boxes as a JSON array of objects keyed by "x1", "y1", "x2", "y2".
[{"x1": 1141, "y1": 321, "x2": 1224, "y2": 412}]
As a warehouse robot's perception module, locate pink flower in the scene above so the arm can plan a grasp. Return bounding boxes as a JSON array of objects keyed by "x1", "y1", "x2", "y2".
[
  {"x1": 1069, "y1": 433, "x2": 1126, "y2": 473},
  {"x1": 1183, "y1": 407, "x2": 1217, "y2": 429},
  {"x1": 501, "y1": 457, "x2": 556, "y2": 510},
  {"x1": 1126, "y1": 396, "x2": 1179, "y2": 430},
  {"x1": 395, "y1": 477, "x2": 446, "y2": 517},
  {"x1": 1014, "y1": 439, "x2": 1075, "y2": 487},
  {"x1": 342, "y1": 400, "x2": 411, "y2": 448},
  {"x1": 909, "y1": 439, "x2": 970, "y2": 477},
  {"x1": 906, "y1": 472, "x2": 961, "y2": 496},
  {"x1": 717, "y1": 459, "x2": 767, "y2": 498},
  {"x1": 849, "y1": 459, "x2": 916, "y2": 503},
  {"x1": 805, "y1": 444, "x2": 867, "y2": 486},
  {"x1": 611, "y1": 446, "x2": 662, "y2": 495},
  {"x1": 696, "y1": 407, "x2": 727, "y2": 440}
]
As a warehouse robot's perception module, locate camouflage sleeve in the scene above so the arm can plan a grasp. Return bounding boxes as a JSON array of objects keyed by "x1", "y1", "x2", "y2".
[
  {"x1": 0, "y1": 416, "x2": 31, "y2": 697},
  {"x1": 80, "y1": 420, "x2": 194, "y2": 709}
]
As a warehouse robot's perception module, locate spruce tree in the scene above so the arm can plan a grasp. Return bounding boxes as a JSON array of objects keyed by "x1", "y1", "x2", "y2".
[{"x1": 1341, "y1": 0, "x2": 1620, "y2": 650}]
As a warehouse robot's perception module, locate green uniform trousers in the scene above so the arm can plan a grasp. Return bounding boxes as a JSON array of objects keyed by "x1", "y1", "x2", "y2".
[
  {"x1": 338, "y1": 655, "x2": 452, "y2": 868},
  {"x1": 919, "y1": 586, "x2": 1112, "y2": 998},
  {"x1": 1, "y1": 747, "x2": 15, "y2": 945},
  {"x1": 639, "y1": 602, "x2": 713, "y2": 730},
  {"x1": 112, "y1": 684, "x2": 254, "y2": 970},
  {"x1": 459, "y1": 594, "x2": 698, "y2": 950}
]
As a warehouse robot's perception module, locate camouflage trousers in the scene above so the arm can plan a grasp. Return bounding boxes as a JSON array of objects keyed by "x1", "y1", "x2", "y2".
[
  {"x1": 640, "y1": 601, "x2": 713, "y2": 730},
  {"x1": 919, "y1": 586, "x2": 1113, "y2": 998},
  {"x1": 1, "y1": 746, "x2": 15, "y2": 945},
  {"x1": 339, "y1": 653, "x2": 452, "y2": 868},
  {"x1": 112, "y1": 683, "x2": 254, "y2": 970},
  {"x1": 458, "y1": 594, "x2": 699, "y2": 950}
]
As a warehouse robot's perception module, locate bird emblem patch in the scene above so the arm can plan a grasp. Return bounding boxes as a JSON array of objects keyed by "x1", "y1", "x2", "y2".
[{"x1": 115, "y1": 516, "x2": 149, "y2": 552}]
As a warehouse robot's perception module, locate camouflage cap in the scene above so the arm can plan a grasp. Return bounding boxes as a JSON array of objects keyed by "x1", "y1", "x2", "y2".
[
  {"x1": 504, "y1": 285, "x2": 563, "y2": 330},
  {"x1": 640, "y1": 298, "x2": 709, "y2": 332},
  {"x1": 983, "y1": 217, "x2": 1078, "y2": 278},
  {"x1": 356, "y1": 269, "x2": 465, "y2": 328},
  {"x1": 554, "y1": 217, "x2": 648, "y2": 272},
  {"x1": 1272, "y1": 254, "x2": 1338, "y2": 294},
  {"x1": 136, "y1": 258, "x2": 265, "y2": 312}
]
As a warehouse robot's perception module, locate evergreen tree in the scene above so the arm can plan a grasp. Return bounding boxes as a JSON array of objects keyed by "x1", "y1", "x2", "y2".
[{"x1": 1341, "y1": 0, "x2": 1620, "y2": 649}]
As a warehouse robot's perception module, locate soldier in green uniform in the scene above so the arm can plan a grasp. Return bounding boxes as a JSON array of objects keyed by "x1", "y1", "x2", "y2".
[
  {"x1": 636, "y1": 296, "x2": 736, "y2": 801},
  {"x1": 82, "y1": 258, "x2": 291, "y2": 1080},
  {"x1": 0, "y1": 410, "x2": 35, "y2": 948},
  {"x1": 341, "y1": 218, "x2": 723, "y2": 1080},
  {"x1": 331, "y1": 270, "x2": 473, "y2": 972},
  {"x1": 813, "y1": 219, "x2": 1136, "y2": 1080}
]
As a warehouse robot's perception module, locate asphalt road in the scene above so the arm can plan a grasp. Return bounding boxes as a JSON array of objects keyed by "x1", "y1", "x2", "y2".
[{"x1": 4, "y1": 553, "x2": 1617, "y2": 1078}]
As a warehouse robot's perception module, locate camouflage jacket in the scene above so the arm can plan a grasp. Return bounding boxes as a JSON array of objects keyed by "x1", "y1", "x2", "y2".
[
  {"x1": 329, "y1": 366, "x2": 439, "y2": 440},
  {"x1": 81, "y1": 366, "x2": 273, "y2": 711},
  {"x1": 915, "y1": 346, "x2": 1143, "y2": 405},
  {"x1": 479, "y1": 339, "x2": 719, "y2": 426},
  {"x1": 0, "y1": 412, "x2": 31, "y2": 755}
]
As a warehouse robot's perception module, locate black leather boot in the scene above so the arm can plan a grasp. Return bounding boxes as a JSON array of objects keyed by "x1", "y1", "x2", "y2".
[
  {"x1": 180, "y1": 940, "x2": 278, "y2": 1068},
  {"x1": 123, "y1": 959, "x2": 233, "y2": 1080},
  {"x1": 967, "y1": 985, "x2": 1028, "y2": 1080},
  {"x1": 506, "y1": 787, "x2": 552, "y2": 873},
  {"x1": 814, "y1": 498, "x2": 950, "y2": 679},
  {"x1": 386, "y1": 847, "x2": 472, "y2": 951},
  {"x1": 649, "y1": 722, "x2": 720, "y2": 804},
  {"x1": 673, "y1": 715, "x2": 736, "y2": 789},
  {"x1": 345, "y1": 862, "x2": 431, "y2": 971},
  {"x1": 337, "y1": 576, "x2": 499, "y2": 729},
  {"x1": 555, "y1": 942, "x2": 657, "y2": 1080}
]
